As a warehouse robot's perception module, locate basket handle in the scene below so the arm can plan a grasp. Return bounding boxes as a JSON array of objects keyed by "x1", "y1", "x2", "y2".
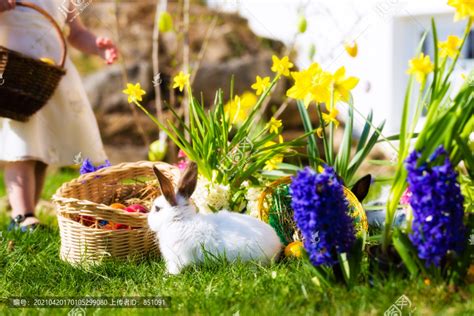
[{"x1": 16, "y1": 1, "x2": 67, "y2": 67}]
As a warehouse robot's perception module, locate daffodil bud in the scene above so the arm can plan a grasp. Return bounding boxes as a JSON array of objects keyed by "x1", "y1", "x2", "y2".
[
  {"x1": 298, "y1": 16, "x2": 307, "y2": 34},
  {"x1": 344, "y1": 41, "x2": 358, "y2": 58},
  {"x1": 308, "y1": 43, "x2": 316, "y2": 61},
  {"x1": 158, "y1": 11, "x2": 173, "y2": 33}
]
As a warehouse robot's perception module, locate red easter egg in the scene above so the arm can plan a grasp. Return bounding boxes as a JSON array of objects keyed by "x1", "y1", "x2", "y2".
[
  {"x1": 125, "y1": 204, "x2": 148, "y2": 213},
  {"x1": 115, "y1": 223, "x2": 128, "y2": 229},
  {"x1": 81, "y1": 215, "x2": 95, "y2": 226}
]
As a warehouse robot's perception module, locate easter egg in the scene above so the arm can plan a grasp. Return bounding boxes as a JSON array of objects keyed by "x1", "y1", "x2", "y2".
[
  {"x1": 80, "y1": 215, "x2": 95, "y2": 226},
  {"x1": 284, "y1": 241, "x2": 304, "y2": 258},
  {"x1": 148, "y1": 139, "x2": 168, "y2": 161},
  {"x1": 40, "y1": 57, "x2": 55, "y2": 65},
  {"x1": 103, "y1": 222, "x2": 127, "y2": 230},
  {"x1": 125, "y1": 204, "x2": 148, "y2": 213},
  {"x1": 110, "y1": 203, "x2": 127, "y2": 210}
]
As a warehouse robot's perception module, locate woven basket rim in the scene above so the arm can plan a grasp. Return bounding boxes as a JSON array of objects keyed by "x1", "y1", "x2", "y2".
[
  {"x1": 0, "y1": 45, "x2": 66, "y2": 73},
  {"x1": 52, "y1": 160, "x2": 178, "y2": 217}
]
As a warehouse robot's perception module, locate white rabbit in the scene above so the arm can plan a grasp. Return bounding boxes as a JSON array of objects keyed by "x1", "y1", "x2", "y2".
[{"x1": 148, "y1": 162, "x2": 282, "y2": 275}]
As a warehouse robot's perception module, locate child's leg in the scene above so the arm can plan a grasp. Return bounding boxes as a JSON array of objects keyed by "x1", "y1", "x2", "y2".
[
  {"x1": 4, "y1": 161, "x2": 39, "y2": 225},
  {"x1": 34, "y1": 161, "x2": 48, "y2": 205}
]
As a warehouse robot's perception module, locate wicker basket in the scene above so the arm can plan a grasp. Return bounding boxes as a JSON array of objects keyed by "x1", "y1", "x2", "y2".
[
  {"x1": 52, "y1": 161, "x2": 180, "y2": 265},
  {"x1": 0, "y1": 1, "x2": 67, "y2": 122},
  {"x1": 258, "y1": 176, "x2": 368, "y2": 244}
]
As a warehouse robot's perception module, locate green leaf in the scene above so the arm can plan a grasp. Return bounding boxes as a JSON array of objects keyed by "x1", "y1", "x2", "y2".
[
  {"x1": 297, "y1": 100, "x2": 319, "y2": 168},
  {"x1": 356, "y1": 109, "x2": 372, "y2": 152},
  {"x1": 378, "y1": 133, "x2": 419, "y2": 143},
  {"x1": 392, "y1": 229, "x2": 426, "y2": 277},
  {"x1": 367, "y1": 160, "x2": 397, "y2": 166},
  {"x1": 346, "y1": 120, "x2": 385, "y2": 182},
  {"x1": 335, "y1": 103, "x2": 353, "y2": 180},
  {"x1": 347, "y1": 236, "x2": 364, "y2": 286}
]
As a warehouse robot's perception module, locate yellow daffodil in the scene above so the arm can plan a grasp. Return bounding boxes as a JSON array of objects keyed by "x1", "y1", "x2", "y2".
[
  {"x1": 316, "y1": 127, "x2": 324, "y2": 138},
  {"x1": 322, "y1": 107, "x2": 340, "y2": 127},
  {"x1": 264, "y1": 155, "x2": 283, "y2": 171},
  {"x1": 278, "y1": 134, "x2": 284, "y2": 144},
  {"x1": 407, "y1": 53, "x2": 434, "y2": 84},
  {"x1": 448, "y1": 0, "x2": 474, "y2": 21},
  {"x1": 224, "y1": 92, "x2": 257, "y2": 125},
  {"x1": 266, "y1": 117, "x2": 282, "y2": 134},
  {"x1": 286, "y1": 63, "x2": 333, "y2": 107},
  {"x1": 344, "y1": 41, "x2": 358, "y2": 58},
  {"x1": 263, "y1": 140, "x2": 283, "y2": 170},
  {"x1": 172, "y1": 71, "x2": 190, "y2": 92},
  {"x1": 332, "y1": 66, "x2": 359, "y2": 104},
  {"x1": 251, "y1": 75, "x2": 271, "y2": 96},
  {"x1": 271, "y1": 55, "x2": 294, "y2": 77},
  {"x1": 122, "y1": 82, "x2": 146, "y2": 104},
  {"x1": 438, "y1": 35, "x2": 462, "y2": 58}
]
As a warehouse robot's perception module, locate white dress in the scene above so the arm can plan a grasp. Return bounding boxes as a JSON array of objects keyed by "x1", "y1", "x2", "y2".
[{"x1": 0, "y1": 0, "x2": 107, "y2": 166}]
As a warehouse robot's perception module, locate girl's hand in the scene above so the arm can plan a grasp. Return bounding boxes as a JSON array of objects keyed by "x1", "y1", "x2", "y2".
[
  {"x1": 0, "y1": 0, "x2": 15, "y2": 12},
  {"x1": 96, "y1": 37, "x2": 118, "y2": 65}
]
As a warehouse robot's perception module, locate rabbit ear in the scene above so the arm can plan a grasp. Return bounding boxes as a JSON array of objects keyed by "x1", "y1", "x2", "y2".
[
  {"x1": 153, "y1": 166, "x2": 177, "y2": 206},
  {"x1": 177, "y1": 162, "x2": 198, "y2": 200},
  {"x1": 351, "y1": 174, "x2": 371, "y2": 202}
]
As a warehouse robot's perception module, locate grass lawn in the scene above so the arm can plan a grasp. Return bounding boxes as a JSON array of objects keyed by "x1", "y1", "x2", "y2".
[{"x1": 0, "y1": 169, "x2": 473, "y2": 315}]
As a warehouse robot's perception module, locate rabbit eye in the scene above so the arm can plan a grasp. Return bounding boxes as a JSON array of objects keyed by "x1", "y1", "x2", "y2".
[{"x1": 153, "y1": 205, "x2": 161, "y2": 212}]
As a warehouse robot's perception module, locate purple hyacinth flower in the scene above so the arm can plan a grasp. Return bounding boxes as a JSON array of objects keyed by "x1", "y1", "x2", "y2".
[
  {"x1": 80, "y1": 158, "x2": 96, "y2": 175},
  {"x1": 290, "y1": 166, "x2": 356, "y2": 266},
  {"x1": 80, "y1": 159, "x2": 111, "y2": 175},
  {"x1": 405, "y1": 145, "x2": 466, "y2": 267}
]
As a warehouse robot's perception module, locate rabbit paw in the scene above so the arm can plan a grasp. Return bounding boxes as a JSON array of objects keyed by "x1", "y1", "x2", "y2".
[{"x1": 166, "y1": 263, "x2": 182, "y2": 275}]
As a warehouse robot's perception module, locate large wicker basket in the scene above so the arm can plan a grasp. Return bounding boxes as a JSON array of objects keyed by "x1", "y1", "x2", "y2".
[
  {"x1": 0, "y1": 1, "x2": 67, "y2": 122},
  {"x1": 52, "y1": 161, "x2": 180, "y2": 265}
]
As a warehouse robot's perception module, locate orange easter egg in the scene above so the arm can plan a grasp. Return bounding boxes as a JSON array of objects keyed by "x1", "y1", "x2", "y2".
[{"x1": 110, "y1": 203, "x2": 127, "y2": 210}]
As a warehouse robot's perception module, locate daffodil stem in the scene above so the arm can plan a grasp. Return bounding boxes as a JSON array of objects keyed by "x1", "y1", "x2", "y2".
[
  {"x1": 133, "y1": 100, "x2": 166, "y2": 131},
  {"x1": 316, "y1": 104, "x2": 330, "y2": 163},
  {"x1": 257, "y1": 74, "x2": 281, "y2": 120},
  {"x1": 328, "y1": 91, "x2": 335, "y2": 165}
]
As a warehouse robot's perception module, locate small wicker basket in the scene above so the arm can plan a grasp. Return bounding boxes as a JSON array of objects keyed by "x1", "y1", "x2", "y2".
[
  {"x1": 258, "y1": 176, "x2": 368, "y2": 244},
  {"x1": 52, "y1": 161, "x2": 180, "y2": 265},
  {"x1": 0, "y1": 1, "x2": 67, "y2": 122}
]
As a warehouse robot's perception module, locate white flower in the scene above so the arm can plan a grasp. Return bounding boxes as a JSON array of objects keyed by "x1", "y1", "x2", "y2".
[{"x1": 191, "y1": 175, "x2": 230, "y2": 213}]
